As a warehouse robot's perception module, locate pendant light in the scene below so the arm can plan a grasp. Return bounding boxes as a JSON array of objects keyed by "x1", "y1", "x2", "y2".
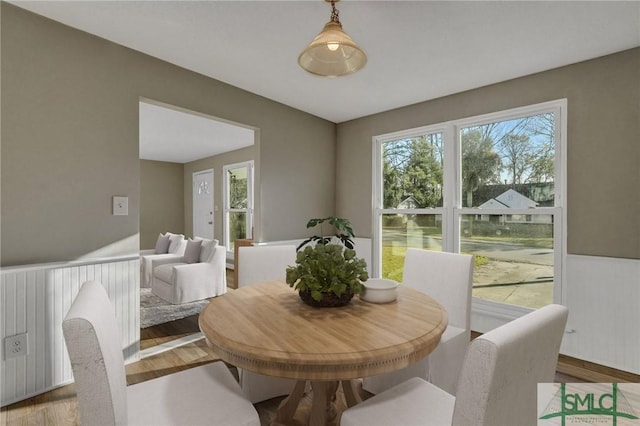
[{"x1": 298, "y1": 0, "x2": 367, "y2": 77}]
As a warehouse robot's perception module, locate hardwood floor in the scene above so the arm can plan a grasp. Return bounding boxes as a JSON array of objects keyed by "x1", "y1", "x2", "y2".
[{"x1": 3, "y1": 276, "x2": 638, "y2": 425}]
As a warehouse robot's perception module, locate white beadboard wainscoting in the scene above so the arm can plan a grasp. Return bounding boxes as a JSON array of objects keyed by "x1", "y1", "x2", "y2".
[
  {"x1": 562, "y1": 254, "x2": 640, "y2": 374},
  {"x1": 1, "y1": 256, "x2": 140, "y2": 406},
  {"x1": 471, "y1": 254, "x2": 640, "y2": 375}
]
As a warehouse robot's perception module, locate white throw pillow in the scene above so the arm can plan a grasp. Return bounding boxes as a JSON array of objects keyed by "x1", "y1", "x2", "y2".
[
  {"x1": 183, "y1": 239, "x2": 203, "y2": 264},
  {"x1": 154, "y1": 233, "x2": 170, "y2": 254},
  {"x1": 198, "y1": 238, "x2": 219, "y2": 263},
  {"x1": 166, "y1": 233, "x2": 185, "y2": 253}
]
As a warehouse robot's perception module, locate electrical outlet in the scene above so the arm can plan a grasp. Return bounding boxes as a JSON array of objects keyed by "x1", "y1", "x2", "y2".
[{"x1": 4, "y1": 333, "x2": 28, "y2": 360}]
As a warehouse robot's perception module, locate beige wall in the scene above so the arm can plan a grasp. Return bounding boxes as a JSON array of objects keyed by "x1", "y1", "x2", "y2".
[
  {"x1": 184, "y1": 146, "x2": 255, "y2": 244},
  {"x1": 4, "y1": 3, "x2": 636, "y2": 265},
  {"x1": 336, "y1": 48, "x2": 640, "y2": 260},
  {"x1": 1, "y1": 4, "x2": 335, "y2": 266},
  {"x1": 139, "y1": 160, "x2": 185, "y2": 250}
]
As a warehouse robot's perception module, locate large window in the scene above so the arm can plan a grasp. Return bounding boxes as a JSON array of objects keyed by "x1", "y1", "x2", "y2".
[
  {"x1": 374, "y1": 101, "x2": 565, "y2": 315},
  {"x1": 379, "y1": 131, "x2": 445, "y2": 282},
  {"x1": 223, "y1": 161, "x2": 254, "y2": 253}
]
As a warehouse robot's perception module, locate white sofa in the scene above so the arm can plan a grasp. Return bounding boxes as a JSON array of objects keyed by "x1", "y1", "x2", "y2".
[
  {"x1": 152, "y1": 238, "x2": 227, "y2": 304},
  {"x1": 140, "y1": 233, "x2": 187, "y2": 288}
]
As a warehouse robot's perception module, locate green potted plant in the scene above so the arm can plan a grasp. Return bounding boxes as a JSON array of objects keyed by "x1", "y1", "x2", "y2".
[{"x1": 286, "y1": 217, "x2": 369, "y2": 307}]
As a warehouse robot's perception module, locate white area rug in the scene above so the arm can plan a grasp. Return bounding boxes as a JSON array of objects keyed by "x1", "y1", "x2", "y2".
[{"x1": 140, "y1": 288, "x2": 209, "y2": 328}]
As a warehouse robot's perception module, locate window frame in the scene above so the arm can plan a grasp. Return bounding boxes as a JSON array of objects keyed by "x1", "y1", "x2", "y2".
[
  {"x1": 222, "y1": 160, "x2": 254, "y2": 253},
  {"x1": 373, "y1": 99, "x2": 567, "y2": 328}
]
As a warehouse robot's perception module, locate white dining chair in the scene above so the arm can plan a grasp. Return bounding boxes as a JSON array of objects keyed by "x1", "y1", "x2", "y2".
[
  {"x1": 236, "y1": 244, "x2": 300, "y2": 403},
  {"x1": 363, "y1": 248, "x2": 473, "y2": 396},
  {"x1": 63, "y1": 280, "x2": 259, "y2": 426},
  {"x1": 237, "y1": 244, "x2": 296, "y2": 287},
  {"x1": 341, "y1": 303, "x2": 569, "y2": 426}
]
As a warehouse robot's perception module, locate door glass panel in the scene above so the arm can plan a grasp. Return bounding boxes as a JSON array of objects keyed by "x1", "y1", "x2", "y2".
[
  {"x1": 461, "y1": 214, "x2": 554, "y2": 308},
  {"x1": 382, "y1": 213, "x2": 442, "y2": 282}
]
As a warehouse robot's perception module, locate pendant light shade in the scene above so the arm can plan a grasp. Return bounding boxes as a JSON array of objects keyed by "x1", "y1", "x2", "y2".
[{"x1": 298, "y1": 1, "x2": 367, "y2": 77}]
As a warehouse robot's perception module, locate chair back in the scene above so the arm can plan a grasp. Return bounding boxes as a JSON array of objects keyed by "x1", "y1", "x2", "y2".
[
  {"x1": 452, "y1": 304, "x2": 569, "y2": 426},
  {"x1": 237, "y1": 245, "x2": 296, "y2": 287},
  {"x1": 62, "y1": 281, "x2": 128, "y2": 425},
  {"x1": 402, "y1": 249, "x2": 473, "y2": 329}
]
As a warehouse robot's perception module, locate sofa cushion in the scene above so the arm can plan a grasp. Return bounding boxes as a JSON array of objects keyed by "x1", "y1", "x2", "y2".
[
  {"x1": 198, "y1": 238, "x2": 219, "y2": 263},
  {"x1": 154, "y1": 234, "x2": 171, "y2": 254},
  {"x1": 183, "y1": 239, "x2": 203, "y2": 264},
  {"x1": 167, "y1": 233, "x2": 185, "y2": 253}
]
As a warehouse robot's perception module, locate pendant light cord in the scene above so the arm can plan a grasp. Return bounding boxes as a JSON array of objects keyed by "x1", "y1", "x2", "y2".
[{"x1": 330, "y1": 1, "x2": 341, "y2": 25}]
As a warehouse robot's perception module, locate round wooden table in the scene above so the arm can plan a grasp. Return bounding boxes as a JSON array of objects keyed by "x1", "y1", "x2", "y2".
[{"x1": 199, "y1": 281, "x2": 447, "y2": 426}]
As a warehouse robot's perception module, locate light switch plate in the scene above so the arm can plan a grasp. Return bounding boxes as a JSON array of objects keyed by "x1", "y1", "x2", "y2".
[{"x1": 113, "y1": 196, "x2": 128, "y2": 216}]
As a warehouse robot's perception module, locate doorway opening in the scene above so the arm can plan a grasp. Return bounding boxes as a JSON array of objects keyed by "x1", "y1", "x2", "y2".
[{"x1": 139, "y1": 98, "x2": 256, "y2": 353}]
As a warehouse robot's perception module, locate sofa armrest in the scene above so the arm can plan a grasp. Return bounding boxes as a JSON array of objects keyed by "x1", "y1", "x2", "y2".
[
  {"x1": 141, "y1": 253, "x2": 184, "y2": 288},
  {"x1": 140, "y1": 249, "x2": 156, "y2": 256}
]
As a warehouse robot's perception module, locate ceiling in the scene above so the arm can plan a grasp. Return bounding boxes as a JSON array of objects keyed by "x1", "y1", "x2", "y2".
[
  {"x1": 139, "y1": 101, "x2": 255, "y2": 163},
  {"x1": 9, "y1": 0, "x2": 640, "y2": 161}
]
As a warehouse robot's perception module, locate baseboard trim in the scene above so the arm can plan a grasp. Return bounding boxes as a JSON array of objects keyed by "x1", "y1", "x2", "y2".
[{"x1": 556, "y1": 354, "x2": 640, "y2": 383}]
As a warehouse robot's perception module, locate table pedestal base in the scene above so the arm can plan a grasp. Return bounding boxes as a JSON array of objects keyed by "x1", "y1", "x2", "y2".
[{"x1": 273, "y1": 380, "x2": 363, "y2": 426}]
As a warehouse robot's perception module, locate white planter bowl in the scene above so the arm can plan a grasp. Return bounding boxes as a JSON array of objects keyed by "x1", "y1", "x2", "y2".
[{"x1": 361, "y1": 278, "x2": 399, "y2": 304}]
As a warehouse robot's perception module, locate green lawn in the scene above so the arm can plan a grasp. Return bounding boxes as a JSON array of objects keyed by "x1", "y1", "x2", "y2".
[{"x1": 381, "y1": 243, "x2": 488, "y2": 283}]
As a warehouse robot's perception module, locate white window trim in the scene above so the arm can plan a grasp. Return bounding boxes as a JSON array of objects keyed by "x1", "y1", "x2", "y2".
[{"x1": 372, "y1": 99, "x2": 567, "y2": 329}]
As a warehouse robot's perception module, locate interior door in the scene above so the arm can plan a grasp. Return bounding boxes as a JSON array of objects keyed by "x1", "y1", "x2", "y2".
[{"x1": 193, "y1": 169, "x2": 214, "y2": 239}]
